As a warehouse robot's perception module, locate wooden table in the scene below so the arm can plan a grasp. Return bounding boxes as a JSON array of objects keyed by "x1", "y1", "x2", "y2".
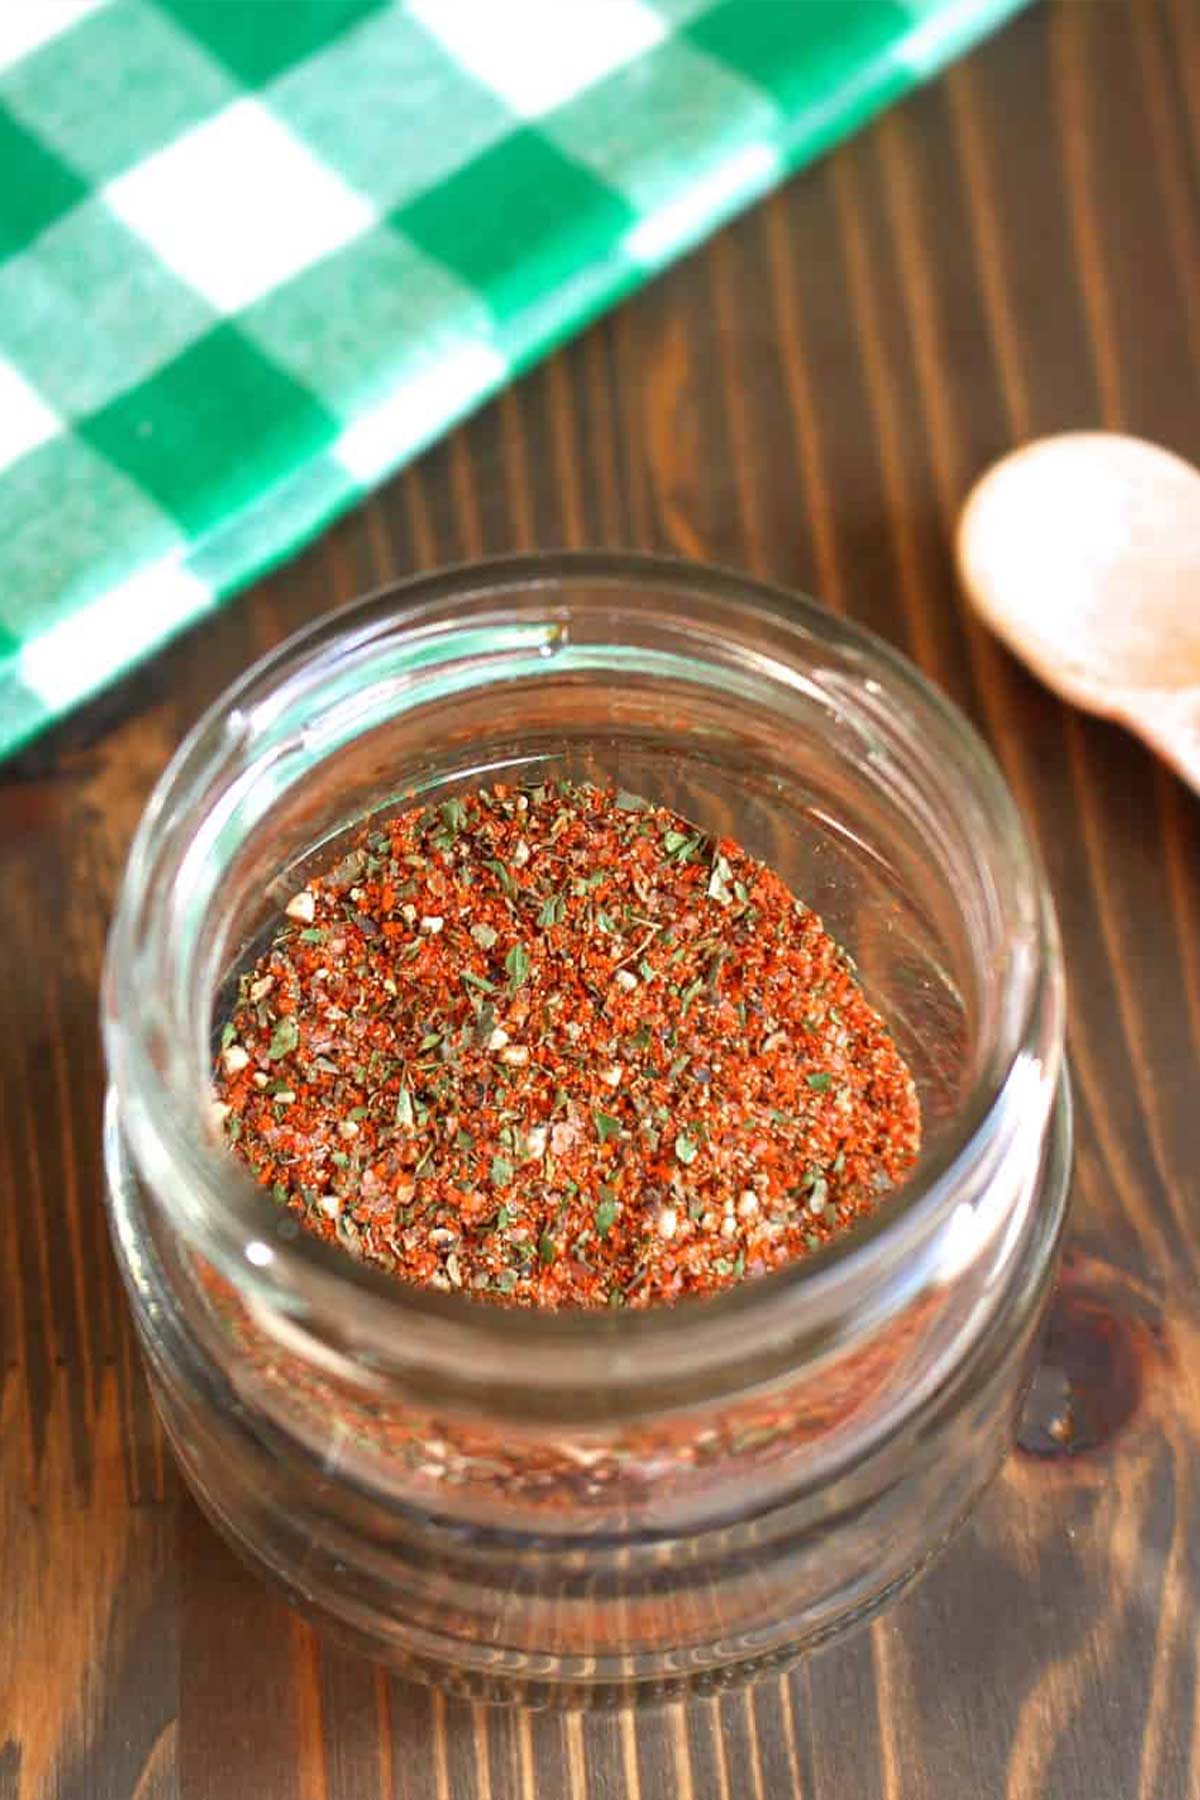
[{"x1": 3, "y1": 2, "x2": 1198, "y2": 1794}]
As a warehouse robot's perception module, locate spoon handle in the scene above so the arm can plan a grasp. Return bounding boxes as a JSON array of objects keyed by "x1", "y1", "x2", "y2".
[{"x1": 1130, "y1": 689, "x2": 1200, "y2": 798}]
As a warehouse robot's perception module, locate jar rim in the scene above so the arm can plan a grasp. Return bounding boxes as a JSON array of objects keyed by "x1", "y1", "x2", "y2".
[{"x1": 103, "y1": 550, "x2": 1063, "y2": 1401}]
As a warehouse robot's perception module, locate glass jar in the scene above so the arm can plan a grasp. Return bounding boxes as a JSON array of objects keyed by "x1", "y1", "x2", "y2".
[{"x1": 102, "y1": 553, "x2": 1068, "y2": 1705}]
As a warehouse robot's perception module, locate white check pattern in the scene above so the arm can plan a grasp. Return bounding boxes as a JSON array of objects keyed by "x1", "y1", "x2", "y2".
[{"x1": 0, "y1": 0, "x2": 1029, "y2": 757}]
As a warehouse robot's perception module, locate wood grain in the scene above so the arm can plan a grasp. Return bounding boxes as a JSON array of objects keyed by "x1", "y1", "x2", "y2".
[{"x1": 2, "y1": 2, "x2": 1198, "y2": 1794}]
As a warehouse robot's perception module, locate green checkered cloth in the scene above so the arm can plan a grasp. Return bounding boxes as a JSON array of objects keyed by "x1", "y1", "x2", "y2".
[{"x1": 0, "y1": 0, "x2": 1027, "y2": 758}]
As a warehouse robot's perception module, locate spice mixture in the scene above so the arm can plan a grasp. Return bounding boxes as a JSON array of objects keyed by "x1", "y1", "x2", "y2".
[{"x1": 214, "y1": 782, "x2": 919, "y2": 1308}]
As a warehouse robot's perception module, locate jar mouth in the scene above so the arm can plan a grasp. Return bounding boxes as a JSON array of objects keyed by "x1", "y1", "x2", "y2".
[{"x1": 103, "y1": 551, "x2": 1063, "y2": 1398}]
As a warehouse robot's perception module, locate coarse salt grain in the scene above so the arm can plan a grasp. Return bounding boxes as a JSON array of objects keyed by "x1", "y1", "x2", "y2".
[{"x1": 285, "y1": 890, "x2": 316, "y2": 924}]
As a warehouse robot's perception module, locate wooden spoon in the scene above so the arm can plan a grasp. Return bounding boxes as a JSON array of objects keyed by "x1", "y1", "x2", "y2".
[{"x1": 957, "y1": 433, "x2": 1200, "y2": 794}]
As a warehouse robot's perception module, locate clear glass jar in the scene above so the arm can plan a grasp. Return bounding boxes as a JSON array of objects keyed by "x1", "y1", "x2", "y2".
[{"x1": 102, "y1": 553, "x2": 1069, "y2": 1705}]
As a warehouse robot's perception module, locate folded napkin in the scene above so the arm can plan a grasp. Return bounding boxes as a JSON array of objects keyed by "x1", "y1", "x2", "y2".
[{"x1": 0, "y1": 0, "x2": 1027, "y2": 758}]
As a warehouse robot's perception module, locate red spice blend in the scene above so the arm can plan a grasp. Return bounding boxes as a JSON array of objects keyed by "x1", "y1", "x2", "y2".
[{"x1": 213, "y1": 782, "x2": 919, "y2": 1308}]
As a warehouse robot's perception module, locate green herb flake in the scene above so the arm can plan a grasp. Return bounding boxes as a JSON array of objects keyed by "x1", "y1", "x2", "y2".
[
  {"x1": 806, "y1": 1071, "x2": 833, "y2": 1092},
  {"x1": 470, "y1": 921, "x2": 499, "y2": 950},
  {"x1": 538, "y1": 891, "x2": 565, "y2": 928},
  {"x1": 484, "y1": 858, "x2": 516, "y2": 897},
  {"x1": 298, "y1": 927, "x2": 326, "y2": 944},
  {"x1": 663, "y1": 829, "x2": 703, "y2": 864},
  {"x1": 593, "y1": 1111, "x2": 622, "y2": 1144},
  {"x1": 395, "y1": 1084, "x2": 415, "y2": 1130},
  {"x1": 490, "y1": 1156, "x2": 514, "y2": 1188},
  {"x1": 538, "y1": 1230, "x2": 557, "y2": 1265},
  {"x1": 462, "y1": 968, "x2": 496, "y2": 993},
  {"x1": 679, "y1": 978, "x2": 704, "y2": 1018},
  {"x1": 267, "y1": 1015, "x2": 299, "y2": 1060},
  {"x1": 707, "y1": 854, "x2": 734, "y2": 905},
  {"x1": 595, "y1": 1194, "x2": 619, "y2": 1238},
  {"x1": 674, "y1": 1133, "x2": 699, "y2": 1166},
  {"x1": 505, "y1": 942, "x2": 531, "y2": 990}
]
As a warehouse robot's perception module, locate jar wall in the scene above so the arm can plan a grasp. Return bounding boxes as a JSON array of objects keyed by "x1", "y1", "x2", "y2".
[
  {"x1": 102, "y1": 557, "x2": 1068, "y2": 1703},
  {"x1": 107, "y1": 1083, "x2": 1069, "y2": 1701}
]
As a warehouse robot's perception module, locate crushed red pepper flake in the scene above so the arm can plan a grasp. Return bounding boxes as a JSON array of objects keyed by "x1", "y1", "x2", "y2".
[{"x1": 213, "y1": 781, "x2": 920, "y2": 1308}]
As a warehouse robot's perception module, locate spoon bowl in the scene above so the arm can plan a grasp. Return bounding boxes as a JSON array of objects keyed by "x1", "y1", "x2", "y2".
[{"x1": 957, "y1": 433, "x2": 1200, "y2": 794}]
